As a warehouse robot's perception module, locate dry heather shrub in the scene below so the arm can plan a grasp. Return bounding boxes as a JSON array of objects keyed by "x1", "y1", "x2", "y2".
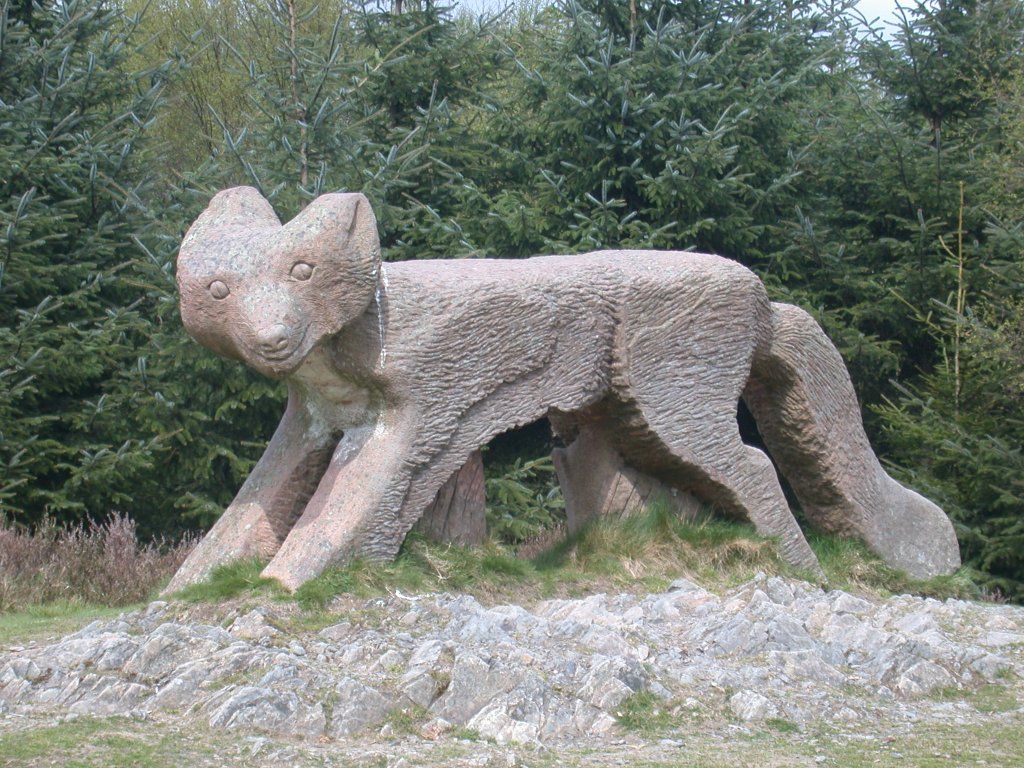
[{"x1": 0, "y1": 514, "x2": 196, "y2": 611}]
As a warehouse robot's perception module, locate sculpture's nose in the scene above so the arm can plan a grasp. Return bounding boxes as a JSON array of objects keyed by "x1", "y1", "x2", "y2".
[{"x1": 256, "y1": 324, "x2": 290, "y2": 354}]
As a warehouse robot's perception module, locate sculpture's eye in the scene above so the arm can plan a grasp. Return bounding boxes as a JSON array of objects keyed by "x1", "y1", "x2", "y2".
[
  {"x1": 208, "y1": 280, "x2": 230, "y2": 300},
  {"x1": 290, "y1": 262, "x2": 314, "y2": 281}
]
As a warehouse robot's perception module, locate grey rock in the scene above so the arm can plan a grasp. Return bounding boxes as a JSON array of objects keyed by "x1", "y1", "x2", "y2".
[
  {"x1": 764, "y1": 577, "x2": 796, "y2": 606},
  {"x1": 331, "y1": 677, "x2": 392, "y2": 737},
  {"x1": 892, "y1": 611, "x2": 939, "y2": 635},
  {"x1": 767, "y1": 650, "x2": 845, "y2": 686},
  {"x1": 1, "y1": 571, "x2": 1021, "y2": 750},
  {"x1": 0, "y1": 657, "x2": 45, "y2": 684},
  {"x1": 765, "y1": 614, "x2": 815, "y2": 652},
  {"x1": 258, "y1": 664, "x2": 304, "y2": 689},
  {"x1": 431, "y1": 652, "x2": 519, "y2": 723},
  {"x1": 578, "y1": 656, "x2": 648, "y2": 711},
  {"x1": 468, "y1": 675, "x2": 554, "y2": 745},
  {"x1": 209, "y1": 686, "x2": 325, "y2": 737},
  {"x1": 317, "y1": 622, "x2": 352, "y2": 642},
  {"x1": 150, "y1": 660, "x2": 214, "y2": 710},
  {"x1": 400, "y1": 639, "x2": 454, "y2": 708},
  {"x1": 668, "y1": 577, "x2": 708, "y2": 595},
  {"x1": 969, "y1": 653, "x2": 1011, "y2": 681},
  {"x1": 729, "y1": 690, "x2": 777, "y2": 721},
  {"x1": 702, "y1": 616, "x2": 768, "y2": 656},
  {"x1": 831, "y1": 593, "x2": 873, "y2": 616},
  {"x1": 978, "y1": 631, "x2": 1023, "y2": 648},
  {"x1": 49, "y1": 633, "x2": 137, "y2": 671},
  {"x1": 895, "y1": 661, "x2": 955, "y2": 697},
  {"x1": 68, "y1": 679, "x2": 148, "y2": 716},
  {"x1": 229, "y1": 610, "x2": 280, "y2": 642},
  {"x1": 123, "y1": 623, "x2": 231, "y2": 681}
]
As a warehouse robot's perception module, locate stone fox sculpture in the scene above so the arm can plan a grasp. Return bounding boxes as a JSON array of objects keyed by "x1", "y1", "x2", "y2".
[{"x1": 167, "y1": 187, "x2": 960, "y2": 592}]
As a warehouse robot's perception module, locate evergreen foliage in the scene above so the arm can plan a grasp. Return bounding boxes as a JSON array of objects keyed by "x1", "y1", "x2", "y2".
[
  {"x1": 2, "y1": 0, "x2": 1023, "y2": 598},
  {"x1": 0, "y1": 0, "x2": 171, "y2": 527}
]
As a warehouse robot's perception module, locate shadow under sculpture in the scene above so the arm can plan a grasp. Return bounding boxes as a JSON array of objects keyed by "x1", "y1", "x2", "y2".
[{"x1": 166, "y1": 187, "x2": 960, "y2": 593}]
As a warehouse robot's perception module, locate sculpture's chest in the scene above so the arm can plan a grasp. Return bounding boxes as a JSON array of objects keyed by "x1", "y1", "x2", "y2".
[{"x1": 290, "y1": 353, "x2": 379, "y2": 433}]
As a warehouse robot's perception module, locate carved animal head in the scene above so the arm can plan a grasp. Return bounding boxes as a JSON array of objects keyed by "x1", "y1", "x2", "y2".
[{"x1": 176, "y1": 187, "x2": 381, "y2": 378}]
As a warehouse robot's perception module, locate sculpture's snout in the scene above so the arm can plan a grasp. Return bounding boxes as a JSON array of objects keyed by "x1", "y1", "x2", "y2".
[{"x1": 256, "y1": 323, "x2": 292, "y2": 358}]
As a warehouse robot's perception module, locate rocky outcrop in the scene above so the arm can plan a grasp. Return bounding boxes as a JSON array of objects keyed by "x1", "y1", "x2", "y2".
[{"x1": 2, "y1": 578, "x2": 1021, "y2": 747}]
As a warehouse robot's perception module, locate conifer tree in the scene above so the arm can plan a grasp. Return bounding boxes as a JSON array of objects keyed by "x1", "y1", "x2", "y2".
[{"x1": 0, "y1": 0, "x2": 171, "y2": 527}]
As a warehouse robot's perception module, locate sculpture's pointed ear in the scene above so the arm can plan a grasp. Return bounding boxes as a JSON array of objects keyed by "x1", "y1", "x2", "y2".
[
  {"x1": 190, "y1": 186, "x2": 281, "y2": 234},
  {"x1": 279, "y1": 192, "x2": 381, "y2": 279}
]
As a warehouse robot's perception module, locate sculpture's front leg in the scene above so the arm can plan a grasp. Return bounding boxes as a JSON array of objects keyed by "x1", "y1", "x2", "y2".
[
  {"x1": 261, "y1": 405, "x2": 420, "y2": 591},
  {"x1": 165, "y1": 387, "x2": 338, "y2": 592}
]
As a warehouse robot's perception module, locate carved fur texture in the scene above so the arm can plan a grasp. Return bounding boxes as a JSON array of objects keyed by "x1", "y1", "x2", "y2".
[{"x1": 167, "y1": 187, "x2": 960, "y2": 592}]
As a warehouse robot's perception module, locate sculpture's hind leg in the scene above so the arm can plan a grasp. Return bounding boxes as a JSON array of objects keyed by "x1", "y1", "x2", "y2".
[
  {"x1": 623, "y1": 404, "x2": 821, "y2": 573},
  {"x1": 614, "y1": 277, "x2": 821, "y2": 573}
]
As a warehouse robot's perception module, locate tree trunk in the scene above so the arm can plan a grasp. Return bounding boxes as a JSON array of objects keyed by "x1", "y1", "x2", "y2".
[
  {"x1": 415, "y1": 450, "x2": 487, "y2": 545},
  {"x1": 551, "y1": 422, "x2": 701, "y2": 533}
]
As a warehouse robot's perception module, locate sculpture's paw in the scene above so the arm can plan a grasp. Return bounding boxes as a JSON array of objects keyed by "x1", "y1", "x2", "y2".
[
  {"x1": 163, "y1": 503, "x2": 278, "y2": 596},
  {"x1": 866, "y1": 480, "x2": 961, "y2": 580},
  {"x1": 260, "y1": 531, "x2": 349, "y2": 593},
  {"x1": 260, "y1": 560, "x2": 308, "y2": 593}
]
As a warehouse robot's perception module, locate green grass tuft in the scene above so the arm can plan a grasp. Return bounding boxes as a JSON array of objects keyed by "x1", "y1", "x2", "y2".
[
  {"x1": 615, "y1": 691, "x2": 678, "y2": 734},
  {"x1": 929, "y1": 683, "x2": 1020, "y2": 713},
  {"x1": 810, "y1": 534, "x2": 985, "y2": 601},
  {"x1": 0, "y1": 716, "x2": 226, "y2": 767},
  {"x1": 293, "y1": 535, "x2": 536, "y2": 610},
  {"x1": 480, "y1": 551, "x2": 533, "y2": 577},
  {"x1": 451, "y1": 725, "x2": 482, "y2": 741},
  {"x1": 764, "y1": 717, "x2": 800, "y2": 733},
  {"x1": 171, "y1": 558, "x2": 278, "y2": 603},
  {"x1": 383, "y1": 704, "x2": 428, "y2": 735},
  {"x1": 533, "y1": 497, "x2": 781, "y2": 589}
]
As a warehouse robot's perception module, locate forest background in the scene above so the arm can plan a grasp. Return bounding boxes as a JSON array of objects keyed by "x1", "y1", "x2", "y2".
[{"x1": 2, "y1": 0, "x2": 1023, "y2": 599}]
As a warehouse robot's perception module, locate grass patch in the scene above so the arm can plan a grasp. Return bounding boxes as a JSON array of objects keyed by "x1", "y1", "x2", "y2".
[
  {"x1": 383, "y1": 704, "x2": 429, "y2": 735},
  {"x1": 810, "y1": 534, "x2": 986, "y2": 601},
  {"x1": 171, "y1": 558, "x2": 279, "y2": 603},
  {"x1": 289, "y1": 503, "x2": 781, "y2": 609},
  {"x1": 0, "y1": 716, "x2": 229, "y2": 767},
  {"x1": 2, "y1": 711, "x2": 1022, "y2": 768},
  {"x1": 293, "y1": 535, "x2": 537, "y2": 610},
  {"x1": 533, "y1": 500, "x2": 780, "y2": 590},
  {"x1": 930, "y1": 683, "x2": 1020, "y2": 713},
  {"x1": 170, "y1": 500, "x2": 991, "y2": 611},
  {"x1": 822, "y1": 719, "x2": 1024, "y2": 768},
  {"x1": 0, "y1": 602, "x2": 133, "y2": 646},
  {"x1": 764, "y1": 717, "x2": 800, "y2": 733},
  {"x1": 615, "y1": 691, "x2": 678, "y2": 735}
]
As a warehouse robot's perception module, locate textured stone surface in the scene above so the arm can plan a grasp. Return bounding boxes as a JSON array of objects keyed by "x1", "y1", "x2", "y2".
[
  {"x1": 729, "y1": 690, "x2": 777, "y2": 721},
  {"x1": 169, "y1": 187, "x2": 958, "y2": 592},
  {"x1": 742, "y1": 304, "x2": 961, "y2": 579},
  {"x1": 2, "y1": 578, "x2": 1021, "y2": 749}
]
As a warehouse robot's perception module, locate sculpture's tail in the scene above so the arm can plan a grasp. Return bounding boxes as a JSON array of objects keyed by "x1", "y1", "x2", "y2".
[{"x1": 744, "y1": 302, "x2": 960, "y2": 579}]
